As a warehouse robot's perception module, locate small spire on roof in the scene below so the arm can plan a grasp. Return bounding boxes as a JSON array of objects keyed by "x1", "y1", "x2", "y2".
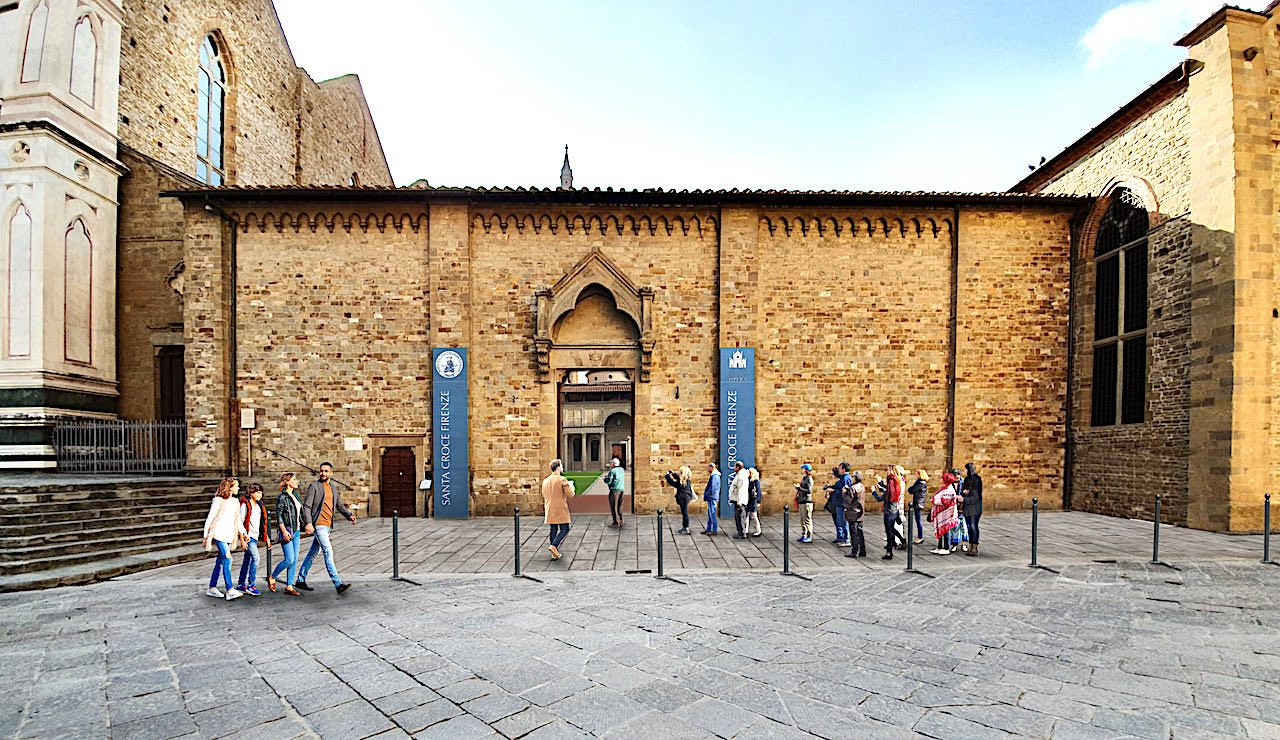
[{"x1": 559, "y1": 145, "x2": 573, "y2": 190}]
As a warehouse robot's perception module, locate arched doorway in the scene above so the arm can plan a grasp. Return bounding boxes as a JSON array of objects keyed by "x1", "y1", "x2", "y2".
[{"x1": 559, "y1": 370, "x2": 634, "y2": 514}]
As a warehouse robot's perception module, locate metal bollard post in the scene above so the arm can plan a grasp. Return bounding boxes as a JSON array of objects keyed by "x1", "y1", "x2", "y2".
[
  {"x1": 1152, "y1": 494, "x2": 1161, "y2": 565},
  {"x1": 392, "y1": 510, "x2": 400, "y2": 580},
  {"x1": 513, "y1": 506, "x2": 543, "y2": 583},
  {"x1": 655, "y1": 509, "x2": 684, "y2": 583},
  {"x1": 782, "y1": 505, "x2": 791, "y2": 574},
  {"x1": 1030, "y1": 497, "x2": 1038, "y2": 568},
  {"x1": 781, "y1": 505, "x2": 812, "y2": 580},
  {"x1": 1265, "y1": 493, "x2": 1273, "y2": 565},
  {"x1": 656, "y1": 509, "x2": 665, "y2": 578},
  {"x1": 905, "y1": 502, "x2": 914, "y2": 572}
]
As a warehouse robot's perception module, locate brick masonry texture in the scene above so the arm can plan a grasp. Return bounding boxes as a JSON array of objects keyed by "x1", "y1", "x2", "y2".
[
  {"x1": 183, "y1": 200, "x2": 1078, "y2": 518},
  {"x1": 1033, "y1": 91, "x2": 1194, "y2": 524},
  {"x1": 117, "y1": 0, "x2": 389, "y2": 187}
]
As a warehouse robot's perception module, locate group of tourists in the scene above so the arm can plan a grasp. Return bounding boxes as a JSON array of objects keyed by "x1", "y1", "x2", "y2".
[
  {"x1": 541, "y1": 456, "x2": 984, "y2": 562},
  {"x1": 200, "y1": 462, "x2": 357, "y2": 600}
]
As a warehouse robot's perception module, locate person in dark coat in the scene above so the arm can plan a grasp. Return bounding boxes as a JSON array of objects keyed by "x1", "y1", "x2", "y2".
[
  {"x1": 961, "y1": 462, "x2": 983, "y2": 556},
  {"x1": 795, "y1": 464, "x2": 815, "y2": 543},
  {"x1": 908, "y1": 470, "x2": 929, "y2": 544},
  {"x1": 664, "y1": 466, "x2": 695, "y2": 534},
  {"x1": 842, "y1": 470, "x2": 866, "y2": 557}
]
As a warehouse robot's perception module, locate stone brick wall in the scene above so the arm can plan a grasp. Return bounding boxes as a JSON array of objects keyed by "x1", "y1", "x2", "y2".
[
  {"x1": 226, "y1": 205, "x2": 430, "y2": 504},
  {"x1": 116, "y1": 148, "x2": 188, "y2": 421},
  {"x1": 466, "y1": 210, "x2": 720, "y2": 516},
  {"x1": 1037, "y1": 92, "x2": 1190, "y2": 214},
  {"x1": 753, "y1": 210, "x2": 952, "y2": 512},
  {"x1": 954, "y1": 209, "x2": 1072, "y2": 511},
  {"x1": 118, "y1": 0, "x2": 389, "y2": 186},
  {"x1": 182, "y1": 207, "x2": 231, "y2": 472},
  {"x1": 297, "y1": 75, "x2": 391, "y2": 186},
  {"x1": 1028, "y1": 90, "x2": 1194, "y2": 524}
]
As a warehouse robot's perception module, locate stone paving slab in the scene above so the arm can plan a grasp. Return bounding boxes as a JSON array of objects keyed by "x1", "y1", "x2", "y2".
[
  {"x1": 133, "y1": 510, "x2": 1268, "y2": 584},
  {"x1": 5, "y1": 560, "x2": 1280, "y2": 738}
]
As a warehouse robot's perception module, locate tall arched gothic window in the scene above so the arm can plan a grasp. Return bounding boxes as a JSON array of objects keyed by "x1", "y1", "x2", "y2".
[
  {"x1": 70, "y1": 14, "x2": 97, "y2": 104},
  {"x1": 64, "y1": 219, "x2": 92, "y2": 364},
  {"x1": 1090, "y1": 189, "x2": 1148, "y2": 426},
  {"x1": 196, "y1": 35, "x2": 227, "y2": 185},
  {"x1": 20, "y1": 1, "x2": 48, "y2": 83},
  {"x1": 6, "y1": 205, "x2": 32, "y2": 358}
]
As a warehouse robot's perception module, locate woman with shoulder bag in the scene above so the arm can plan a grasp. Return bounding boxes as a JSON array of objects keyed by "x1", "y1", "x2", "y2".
[
  {"x1": 269, "y1": 472, "x2": 304, "y2": 596},
  {"x1": 202, "y1": 477, "x2": 246, "y2": 601},
  {"x1": 663, "y1": 466, "x2": 695, "y2": 534}
]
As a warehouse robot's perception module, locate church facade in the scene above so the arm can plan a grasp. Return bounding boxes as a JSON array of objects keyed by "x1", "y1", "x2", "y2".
[{"x1": 4, "y1": 1, "x2": 1279, "y2": 532}]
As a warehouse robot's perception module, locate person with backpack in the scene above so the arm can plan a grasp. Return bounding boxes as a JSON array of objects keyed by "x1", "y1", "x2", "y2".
[
  {"x1": 842, "y1": 470, "x2": 866, "y2": 557},
  {"x1": 794, "y1": 463, "x2": 815, "y2": 543},
  {"x1": 234, "y1": 482, "x2": 270, "y2": 596},
  {"x1": 663, "y1": 466, "x2": 695, "y2": 534}
]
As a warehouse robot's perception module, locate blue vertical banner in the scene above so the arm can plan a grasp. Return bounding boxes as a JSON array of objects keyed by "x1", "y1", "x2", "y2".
[
  {"x1": 432, "y1": 348, "x2": 469, "y2": 518},
  {"x1": 718, "y1": 348, "x2": 756, "y2": 514}
]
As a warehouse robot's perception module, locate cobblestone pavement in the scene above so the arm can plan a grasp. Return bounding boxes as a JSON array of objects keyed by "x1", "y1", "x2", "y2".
[
  {"x1": 138, "y1": 511, "x2": 1267, "y2": 582},
  {"x1": 6, "y1": 559, "x2": 1280, "y2": 739}
]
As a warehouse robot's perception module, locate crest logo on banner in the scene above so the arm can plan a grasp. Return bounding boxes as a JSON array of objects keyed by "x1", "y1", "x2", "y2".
[
  {"x1": 718, "y1": 348, "x2": 756, "y2": 514},
  {"x1": 432, "y1": 348, "x2": 469, "y2": 518}
]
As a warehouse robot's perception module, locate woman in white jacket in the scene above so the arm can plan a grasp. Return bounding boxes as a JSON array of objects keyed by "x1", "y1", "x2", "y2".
[{"x1": 203, "y1": 477, "x2": 246, "y2": 600}]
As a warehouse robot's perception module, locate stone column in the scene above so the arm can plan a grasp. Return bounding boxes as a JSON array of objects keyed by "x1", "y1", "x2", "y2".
[
  {"x1": 182, "y1": 207, "x2": 233, "y2": 473},
  {"x1": 428, "y1": 201, "x2": 472, "y2": 511},
  {"x1": 1183, "y1": 11, "x2": 1270, "y2": 531}
]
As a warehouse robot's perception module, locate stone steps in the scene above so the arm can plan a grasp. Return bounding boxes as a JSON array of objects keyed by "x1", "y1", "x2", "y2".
[
  {"x1": 0, "y1": 477, "x2": 269, "y2": 587},
  {"x1": 0, "y1": 542, "x2": 210, "y2": 592}
]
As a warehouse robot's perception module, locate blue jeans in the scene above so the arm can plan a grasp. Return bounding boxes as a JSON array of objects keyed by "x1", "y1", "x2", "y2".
[
  {"x1": 209, "y1": 539, "x2": 233, "y2": 589},
  {"x1": 549, "y1": 523, "x2": 570, "y2": 548},
  {"x1": 831, "y1": 504, "x2": 848, "y2": 541},
  {"x1": 912, "y1": 507, "x2": 924, "y2": 539},
  {"x1": 705, "y1": 501, "x2": 719, "y2": 532},
  {"x1": 965, "y1": 514, "x2": 981, "y2": 545},
  {"x1": 237, "y1": 538, "x2": 259, "y2": 587},
  {"x1": 272, "y1": 530, "x2": 300, "y2": 585},
  {"x1": 299, "y1": 525, "x2": 342, "y2": 586}
]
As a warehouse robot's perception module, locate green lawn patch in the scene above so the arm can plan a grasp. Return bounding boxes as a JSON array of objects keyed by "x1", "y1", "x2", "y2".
[{"x1": 562, "y1": 471, "x2": 601, "y2": 492}]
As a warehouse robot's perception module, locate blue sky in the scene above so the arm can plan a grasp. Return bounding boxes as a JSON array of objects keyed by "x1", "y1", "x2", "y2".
[{"x1": 273, "y1": 0, "x2": 1258, "y2": 191}]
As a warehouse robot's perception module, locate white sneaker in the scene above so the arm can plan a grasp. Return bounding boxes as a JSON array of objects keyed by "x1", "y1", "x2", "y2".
[
  {"x1": 225, "y1": 588, "x2": 244, "y2": 601},
  {"x1": 938, "y1": 549, "x2": 950, "y2": 556},
  {"x1": 206, "y1": 587, "x2": 223, "y2": 598},
  {"x1": 962, "y1": 543, "x2": 970, "y2": 552}
]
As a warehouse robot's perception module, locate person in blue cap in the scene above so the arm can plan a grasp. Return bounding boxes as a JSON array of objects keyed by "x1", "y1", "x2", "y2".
[{"x1": 794, "y1": 463, "x2": 814, "y2": 542}]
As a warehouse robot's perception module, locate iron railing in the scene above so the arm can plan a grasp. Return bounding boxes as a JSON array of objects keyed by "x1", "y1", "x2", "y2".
[{"x1": 53, "y1": 419, "x2": 187, "y2": 474}]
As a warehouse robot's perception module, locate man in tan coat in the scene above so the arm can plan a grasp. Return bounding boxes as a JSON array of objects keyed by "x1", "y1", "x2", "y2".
[{"x1": 542, "y1": 459, "x2": 574, "y2": 560}]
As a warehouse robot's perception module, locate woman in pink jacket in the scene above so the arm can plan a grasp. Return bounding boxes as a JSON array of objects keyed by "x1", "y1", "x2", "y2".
[{"x1": 929, "y1": 471, "x2": 960, "y2": 556}]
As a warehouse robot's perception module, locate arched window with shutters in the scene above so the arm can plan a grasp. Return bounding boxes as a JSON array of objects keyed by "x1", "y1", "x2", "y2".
[
  {"x1": 69, "y1": 14, "x2": 97, "y2": 105},
  {"x1": 1090, "y1": 189, "x2": 1149, "y2": 426},
  {"x1": 20, "y1": 1, "x2": 49, "y2": 83},
  {"x1": 196, "y1": 35, "x2": 227, "y2": 185}
]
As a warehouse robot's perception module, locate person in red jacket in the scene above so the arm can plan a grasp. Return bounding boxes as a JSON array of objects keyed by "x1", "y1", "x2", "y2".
[{"x1": 234, "y1": 483, "x2": 271, "y2": 596}]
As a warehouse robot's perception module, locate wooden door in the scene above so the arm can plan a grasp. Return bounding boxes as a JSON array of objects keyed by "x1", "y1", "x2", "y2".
[
  {"x1": 380, "y1": 447, "x2": 416, "y2": 517},
  {"x1": 156, "y1": 346, "x2": 185, "y2": 420}
]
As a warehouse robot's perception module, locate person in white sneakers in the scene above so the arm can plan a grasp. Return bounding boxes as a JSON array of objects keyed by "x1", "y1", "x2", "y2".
[{"x1": 203, "y1": 477, "x2": 247, "y2": 600}]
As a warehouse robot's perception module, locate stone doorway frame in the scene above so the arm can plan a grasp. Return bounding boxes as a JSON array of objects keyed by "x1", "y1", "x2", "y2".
[
  {"x1": 367, "y1": 434, "x2": 428, "y2": 517},
  {"x1": 534, "y1": 250, "x2": 654, "y2": 513}
]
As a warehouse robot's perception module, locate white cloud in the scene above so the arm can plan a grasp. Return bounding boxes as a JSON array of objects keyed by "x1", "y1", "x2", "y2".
[{"x1": 1081, "y1": 0, "x2": 1268, "y2": 68}]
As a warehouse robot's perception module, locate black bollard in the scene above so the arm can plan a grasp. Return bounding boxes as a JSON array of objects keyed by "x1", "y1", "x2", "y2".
[
  {"x1": 1152, "y1": 494, "x2": 1161, "y2": 565},
  {"x1": 1265, "y1": 493, "x2": 1273, "y2": 565},
  {"x1": 655, "y1": 509, "x2": 684, "y2": 583},
  {"x1": 392, "y1": 510, "x2": 400, "y2": 580},
  {"x1": 1030, "y1": 497, "x2": 1039, "y2": 568},
  {"x1": 513, "y1": 506, "x2": 543, "y2": 583},
  {"x1": 656, "y1": 509, "x2": 665, "y2": 578},
  {"x1": 782, "y1": 505, "x2": 791, "y2": 574},
  {"x1": 781, "y1": 505, "x2": 812, "y2": 581},
  {"x1": 905, "y1": 500, "x2": 914, "y2": 572}
]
